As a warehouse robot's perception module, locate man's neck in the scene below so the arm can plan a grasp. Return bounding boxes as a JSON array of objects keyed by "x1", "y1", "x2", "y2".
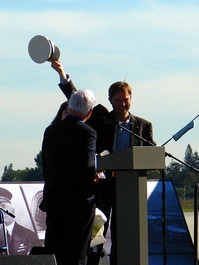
[
  {"x1": 113, "y1": 111, "x2": 130, "y2": 122},
  {"x1": 68, "y1": 111, "x2": 83, "y2": 120},
  {"x1": 68, "y1": 109, "x2": 92, "y2": 123}
]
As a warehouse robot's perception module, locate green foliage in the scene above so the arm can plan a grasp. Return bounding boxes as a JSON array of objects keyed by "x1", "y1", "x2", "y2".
[
  {"x1": 179, "y1": 199, "x2": 194, "y2": 212},
  {"x1": 147, "y1": 169, "x2": 162, "y2": 179},
  {"x1": 165, "y1": 144, "x2": 199, "y2": 200},
  {"x1": 1, "y1": 151, "x2": 43, "y2": 182},
  {"x1": 1, "y1": 144, "x2": 198, "y2": 188}
]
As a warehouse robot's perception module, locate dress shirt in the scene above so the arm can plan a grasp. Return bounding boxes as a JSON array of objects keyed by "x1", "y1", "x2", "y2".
[
  {"x1": 113, "y1": 119, "x2": 131, "y2": 152},
  {"x1": 6, "y1": 221, "x2": 15, "y2": 237}
]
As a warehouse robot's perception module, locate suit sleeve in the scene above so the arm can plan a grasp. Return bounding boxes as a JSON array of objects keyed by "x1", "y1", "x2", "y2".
[
  {"x1": 143, "y1": 122, "x2": 156, "y2": 146},
  {"x1": 59, "y1": 79, "x2": 77, "y2": 100},
  {"x1": 78, "y1": 127, "x2": 97, "y2": 199}
]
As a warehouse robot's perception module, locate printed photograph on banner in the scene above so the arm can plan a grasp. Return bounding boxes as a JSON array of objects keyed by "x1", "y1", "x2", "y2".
[{"x1": 0, "y1": 183, "x2": 45, "y2": 255}]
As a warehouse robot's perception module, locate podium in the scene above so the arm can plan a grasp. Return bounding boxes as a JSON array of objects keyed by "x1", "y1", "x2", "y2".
[{"x1": 97, "y1": 146, "x2": 165, "y2": 265}]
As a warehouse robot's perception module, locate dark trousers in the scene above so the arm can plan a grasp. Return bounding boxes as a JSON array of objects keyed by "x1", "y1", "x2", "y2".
[
  {"x1": 44, "y1": 200, "x2": 96, "y2": 265},
  {"x1": 87, "y1": 177, "x2": 117, "y2": 265}
]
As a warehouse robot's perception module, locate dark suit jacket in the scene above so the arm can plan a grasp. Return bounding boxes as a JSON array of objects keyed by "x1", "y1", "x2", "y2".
[
  {"x1": 41, "y1": 115, "x2": 97, "y2": 211},
  {"x1": 59, "y1": 80, "x2": 155, "y2": 265},
  {"x1": 8, "y1": 222, "x2": 39, "y2": 255},
  {"x1": 59, "y1": 81, "x2": 155, "y2": 155}
]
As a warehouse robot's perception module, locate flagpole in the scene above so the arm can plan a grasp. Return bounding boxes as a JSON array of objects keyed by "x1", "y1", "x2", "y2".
[
  {"x1": 162, "y1": 114, "x2": 199, "y2": 146},
  {"x1": 161, "y1": 136, "x2": 173, "y2": 146},
  {"x1": 193, "y1": 114, "x2": 199, "y2": 121}
]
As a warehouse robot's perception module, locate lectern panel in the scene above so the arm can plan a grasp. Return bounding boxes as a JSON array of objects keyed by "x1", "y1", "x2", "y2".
[{"x1": 97, "y1": 146, "x2": 165, "y2": 171}]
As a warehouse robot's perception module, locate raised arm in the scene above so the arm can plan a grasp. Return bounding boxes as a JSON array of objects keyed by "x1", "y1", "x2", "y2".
[
  {"x1": 51, "y1": 59, "x2": 77, "y2": 100},
  {"x1": 51, "y1": 59, "x2": 66, "y2": 79}
]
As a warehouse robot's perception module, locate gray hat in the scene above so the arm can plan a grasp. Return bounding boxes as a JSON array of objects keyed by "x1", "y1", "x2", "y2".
[
  {"x1": 0, "y1": 187, "x2": 12, "y2": 203},
  {"x1": 28, "y1": 35, "x2": 60, "y2": 64}
]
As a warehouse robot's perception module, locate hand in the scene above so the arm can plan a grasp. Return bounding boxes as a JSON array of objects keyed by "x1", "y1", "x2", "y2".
[
  {"x1": 96, "y1": 171, "x2": 106, "y2": 179},
  {"x1": 94, "y1": 176, "x2": 100, "y2": 183},
  {"x1": 51, "y1": 59, "x2": 66, "y2": 79}
]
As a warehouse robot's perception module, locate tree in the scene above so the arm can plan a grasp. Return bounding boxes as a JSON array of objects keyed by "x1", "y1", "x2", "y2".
[
  {"x1": 184, "y1": 144, "x2": 194, "y2": 167},
  {"x1": 165, "y1": 160, "x2": 183, "y2": 186},
  {"x1": 1, "y1": 151, "x2": 43, "y2": 182},
  {"x1": 1, "y1": 145, "x2": 199, "y2": 185},
  {"x1": 147, "y1": 170, "x2": 162, "y2": 179},
  {"x1": 193, "y1": 151, "x2": 199, "y2": 169},
  {"x1": 34, "y1": 151, "x2": 42, "y2": 170},
  {"x1": 165, "y1": 144, "x2": 199, "y2": 199},
  {"x1": 1, "y1": 164, "x2": 18, "y2": 181},
  {"x1": 32, "y1": 151, "x2": 43, "y2": 181}
]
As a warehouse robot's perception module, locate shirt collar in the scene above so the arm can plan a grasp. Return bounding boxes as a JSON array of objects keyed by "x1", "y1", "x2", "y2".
[
  {"x1": 6, "y1": 221, "x2": 15, "y2": 235},
  {"x1": 118, "y1": 118, "x2": 130, "y2": 125},
  {"x1": 67, "y1": 114, "x2": 82, "y2": 121}
]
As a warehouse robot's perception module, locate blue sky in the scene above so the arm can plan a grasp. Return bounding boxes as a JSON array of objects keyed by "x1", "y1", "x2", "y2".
[{"x1": 0, "y1": 0, "x2": 199, "y2": 176}]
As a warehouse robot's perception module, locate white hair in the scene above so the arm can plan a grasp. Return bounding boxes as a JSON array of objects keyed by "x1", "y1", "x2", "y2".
[{"x1": 68, "y1": 90, "x2": 96, "y2": 115}]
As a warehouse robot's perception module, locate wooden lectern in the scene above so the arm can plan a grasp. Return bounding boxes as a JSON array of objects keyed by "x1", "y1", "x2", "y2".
[{"x1": 97, "y1": 146, "x2": 165, "y2": 265}]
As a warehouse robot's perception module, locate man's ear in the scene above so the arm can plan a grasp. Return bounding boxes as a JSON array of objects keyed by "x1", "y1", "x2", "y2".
[
  {"x1": 87, "y1": 109, "x2": 93, "y2": 117},
  {"x1": 83, "y1": 109, "x2": 93, "y2": 122}
]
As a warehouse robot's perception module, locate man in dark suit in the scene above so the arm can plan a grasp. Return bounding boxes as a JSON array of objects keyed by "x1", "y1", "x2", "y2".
[
  {"x1": 50, "y1": 60, "x2": 155, "y2": 265},
  {"x1": 0, "y1": 187, "x2": 39, "y2": 255},
  {"x1": 40, "y1": 89, "x2": 97, "y2": 265}
]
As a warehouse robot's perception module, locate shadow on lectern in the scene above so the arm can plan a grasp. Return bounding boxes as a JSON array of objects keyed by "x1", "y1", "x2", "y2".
[{"x1": 148, "y1": 180, "x2": 195, "y2": 265}]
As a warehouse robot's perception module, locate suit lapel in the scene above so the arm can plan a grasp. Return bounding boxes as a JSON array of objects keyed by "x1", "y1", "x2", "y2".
[{"x1": 130, "y1": 115, "x2": 139, "y2": 146}]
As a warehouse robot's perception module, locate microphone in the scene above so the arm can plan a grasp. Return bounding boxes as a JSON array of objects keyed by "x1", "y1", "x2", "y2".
[
  {"x1": 99, "y1": 116, "x2": 154, "y2": 146},
  {"x1": 5, "y1": 210, "x2": 15, "y2": 218},
  {"x1": 0, "y1": 207, "x2": 15, "y2": 218}
]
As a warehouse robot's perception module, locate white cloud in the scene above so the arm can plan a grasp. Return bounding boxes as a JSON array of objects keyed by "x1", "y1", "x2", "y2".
[
  {"x1": 1, "y1": 4, "x2": 199, "y2": 60},
  {"x1": 1, "y1": 3, "x2": 199, "y2": 176},
  {"x1": 134, "y1": 72, "x2": 198, "y2": 126},
  {"x1": 0, "y1": 138, "x2": 41, "y2": 176},
  {"x1": 0, "y1": 88, "x2": 64, "y2": 118},
  {"x1": 41, "y1": 0, "x2": 86, "y2": 2}
]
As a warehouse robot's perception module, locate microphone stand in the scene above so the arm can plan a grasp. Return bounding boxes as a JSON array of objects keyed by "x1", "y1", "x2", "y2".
[
  {"x1": 117, "y1": 122, "x2": 199, "y2": 265},
  {"x1": 0, "y1": 207, "x2": 15, "y2": 256},
  {"x1": 117, "y1": 122, "x2": 199, "y2": 173}
]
